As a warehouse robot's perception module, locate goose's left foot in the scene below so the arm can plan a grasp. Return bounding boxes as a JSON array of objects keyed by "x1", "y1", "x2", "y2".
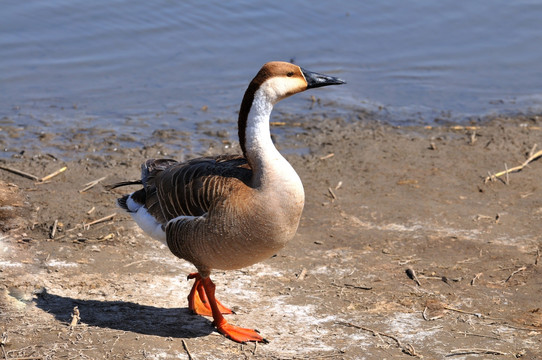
[
  {"x1": 201, "y1": 276, "x2": 268, "y2": 343},
  {"x1": 215, "y1": 318, "x2": 268, "y2": 344}
]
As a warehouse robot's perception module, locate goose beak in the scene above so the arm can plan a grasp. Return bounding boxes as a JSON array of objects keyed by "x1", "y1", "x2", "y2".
[{"x1": 301, "y1": 68, "x2": 346, "y2": 89}]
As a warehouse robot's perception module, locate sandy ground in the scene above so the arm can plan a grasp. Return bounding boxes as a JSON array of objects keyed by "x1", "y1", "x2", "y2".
[{"x1": 1, "y1": 112, "x2": 542, "y2": 359}]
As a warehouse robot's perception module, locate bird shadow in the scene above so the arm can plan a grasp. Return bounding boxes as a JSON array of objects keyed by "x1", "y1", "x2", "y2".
[{"x1": 34, "y1": 290, "x2": 214, "y2": 339}]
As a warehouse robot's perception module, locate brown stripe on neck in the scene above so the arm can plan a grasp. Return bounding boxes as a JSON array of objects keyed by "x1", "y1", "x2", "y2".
[{"x1": 238, "y1": 66, "x2": 273, "y2": 157}]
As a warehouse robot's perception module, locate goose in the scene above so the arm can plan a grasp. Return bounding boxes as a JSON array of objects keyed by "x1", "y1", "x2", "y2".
[{"x1": 110, "y1": 61, "x2": 345, "y2": 343}]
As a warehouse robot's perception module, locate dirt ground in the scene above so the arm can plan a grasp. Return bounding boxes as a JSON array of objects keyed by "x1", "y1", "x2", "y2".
[{"x1": 1, "y1": 112, "x2": 542, "y2": 359}]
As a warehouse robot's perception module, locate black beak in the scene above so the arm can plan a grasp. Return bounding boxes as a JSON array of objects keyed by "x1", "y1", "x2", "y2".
[{"x1": 301, "y1": 68, "x2": 346, "y2": 89}]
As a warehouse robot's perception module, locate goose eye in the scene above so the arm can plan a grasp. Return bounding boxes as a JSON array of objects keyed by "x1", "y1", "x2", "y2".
[{"x1": 287, "y1": 72, "x2": 294, "y2": 77}]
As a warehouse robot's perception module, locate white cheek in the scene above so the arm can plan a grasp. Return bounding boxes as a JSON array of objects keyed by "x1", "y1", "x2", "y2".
[{"x1": 262, "y1": 77, "x2": 306, "y2": 102}]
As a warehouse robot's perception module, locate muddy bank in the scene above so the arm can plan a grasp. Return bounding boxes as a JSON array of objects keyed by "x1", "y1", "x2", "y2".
[{"x1": 1, "y1": 113, "x2": 542, "y2": 359}]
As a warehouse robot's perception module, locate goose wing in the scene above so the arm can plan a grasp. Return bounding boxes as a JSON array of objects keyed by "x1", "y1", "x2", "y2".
[{"x1": 141, "y1": 154, "x2": 251, "y2": 224}]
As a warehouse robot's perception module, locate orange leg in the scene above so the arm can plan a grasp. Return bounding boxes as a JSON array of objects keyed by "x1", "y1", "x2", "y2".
[
  {"x1": 187, "y1": 273, "x2": 233, "y2": 316},
  {"x1": 187, "y1": 273, "x2": 212, "y2": 316},
  {"x1": 201, "y1": 276, "x2": 267, "y2": 344}
]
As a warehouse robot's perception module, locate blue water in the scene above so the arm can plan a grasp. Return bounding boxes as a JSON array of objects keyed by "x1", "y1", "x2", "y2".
[{"x1": 1, "y1": 0, "x2": 542, "y2": 152}]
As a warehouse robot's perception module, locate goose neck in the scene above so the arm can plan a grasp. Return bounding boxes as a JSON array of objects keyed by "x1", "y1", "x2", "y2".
[{"x1": 240, "y1": 88, "x2": 282, "y2": 184}]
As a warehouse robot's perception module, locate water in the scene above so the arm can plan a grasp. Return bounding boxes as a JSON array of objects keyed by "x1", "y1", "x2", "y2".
[{"x1": 2, "y1": 0, "x2": 542, "y2": 154}]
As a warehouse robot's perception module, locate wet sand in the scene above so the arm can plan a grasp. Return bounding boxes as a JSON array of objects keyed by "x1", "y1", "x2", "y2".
[{"x1": 1, "y1": 113, "x2": 542, "y2": 359}]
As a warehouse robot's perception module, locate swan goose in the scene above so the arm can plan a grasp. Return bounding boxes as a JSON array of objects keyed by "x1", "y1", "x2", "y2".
[{"x1": 111, "y1": 61, "x2": 345, "y2": 343}]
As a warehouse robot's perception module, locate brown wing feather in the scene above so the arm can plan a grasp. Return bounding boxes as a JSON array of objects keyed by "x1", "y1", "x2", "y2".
[
  {"x1": 143, "y1": 155, "x2": 252, "y2": 223},
  {"x1": 135, "y1": 158, "x2": 178, "y2": 225}
]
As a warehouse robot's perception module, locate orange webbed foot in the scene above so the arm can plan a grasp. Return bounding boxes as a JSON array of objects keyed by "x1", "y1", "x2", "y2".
[
  {"x1": 197, "y1": 275, "x2": 268, "y2": 344},
  {"x1": 215, "y1": 320, "x2": 268, "y2": 344},
  {"x1": 187, "y1": 273, "x2": 233, "y2": 316}
]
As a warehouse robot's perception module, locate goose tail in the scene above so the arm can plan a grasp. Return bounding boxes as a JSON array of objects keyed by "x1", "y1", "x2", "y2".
[
  {"x1": 105, "y1": 180, "x2": 142, "y2": 191},
  {"x1": 117, "y1": 194, "x2": 132, "y2": 212}
]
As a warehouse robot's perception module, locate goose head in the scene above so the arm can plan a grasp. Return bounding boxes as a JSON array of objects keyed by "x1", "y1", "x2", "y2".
[
  {"x1": 238, "y1": 62, "x2": 345, "y2": 157},
  {"x1": 250, "y1": 61, "x2": 345, "y2": 105}
]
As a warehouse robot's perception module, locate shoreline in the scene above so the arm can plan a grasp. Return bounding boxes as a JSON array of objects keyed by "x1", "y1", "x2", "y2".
[
  {"x1": 1, "y1": 101, "x2": 541, "y2": 161},
  {"x1": 1, "y1": 113, "x2": 542, "y2": 358}
]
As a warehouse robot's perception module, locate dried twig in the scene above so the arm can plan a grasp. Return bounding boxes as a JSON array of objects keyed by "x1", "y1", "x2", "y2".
[
  {"x1": 123, "y1": 259, "x2": 150, "y2": 268},
  {"x1": 39, "y1": 166, "x2": 67, "y2": 182},
  {"x1": 0, "y1": 165, "x2": 39, "y2": 181},
  {"x1": 343, "y1": 283, "x2": 372, "y2": 290},
  {"x1": 405, "y1": 268, "x2": 422, "y2": 286},
  {"x1": 320, "y1": 153, "x2": 335, "y2": 160},
  {"x1": 535, "y1": 248, "x2": 540, "y2": 266},
  {"x1": 84, "y1": 213, "x2": 116, "y2": 228},
  {"x1": 505, "y1": 266, "x2": 526, "y2": 282},
  {"x1": 528, "y1": 143, "x2": 538, "y2": 157},
  {"x1": 450, "y1": 125, "x2": 479, "y2": 131},
  {"x1": 97, "y1": 233, "x2": 115, "y2": 242},
  {"x1": 70, "y1": 306, "x2": 80, "y2": 329},
  {"x1": 181, "y1": 339, "x2": 194, "y2": 360},
  {"x1": 0, "y1": 164, "x2": 67, "y2": 183},
  {"x1": 443, "y1": 305, "x2": 483, "y2": 318},
  {"x1": 79, "y1": 176, "x2": 107, "y2": 193},
  {"x1": 403, "y1": 343, "x2": 423, "y2": 358},
  {"x1": 296, "y1": 267, "x2": 307, "y2": 281},
  {"x1": 486, "y1": 171, "x2": 495, "y2": 182},
  {"x1": 327, "y1": 187, "x2": 337, "y2": 200},
  {"x1": 50, "y1": 219, "x2": 58, "y2": 239},
  {"x1": 331, "y1": 282, "x2": 373, "y2": 291},
  {"x1": 485, "y1": 148, "x2": 542, "y2": 182},
  {"x1": 460, "y1": 332, "x2": 501, "y2": 341},
  {"x1": 446, "y1": 348, "x2": 507, "y2": 357},
  {"x1": 398, "y1": 258, "x2": 421, "y2": 265},
  {"x1": 1, "y1": 332, "x2": 7, "y2": 360},
  {"x1": 422, "y1": 306, "x2": 444, "y2": 321},
  {"x1": 417, "y1": 275, "x2": 459, "y2": 284},
  {"x1": 470, "y1": 272, "x2": 483, "y2": 286},
  {"x1": 340, "y1": 322, "x2": 403, "y2": 347},
  {"x1": 74, "y1": 233, "x2": 115, "y2": 244},
  {"x1": 338, "y1": 322, "x2": 422, "y2": 358},
  {"x1": 469, "y1": 131, "x2": 477, "y2": 144},
  {"x1": 497, "y1": 323, "x2": 542, "y2": 332},
  {"x1": 474, "y1": 214, "x2": 493, "y2": 222}
]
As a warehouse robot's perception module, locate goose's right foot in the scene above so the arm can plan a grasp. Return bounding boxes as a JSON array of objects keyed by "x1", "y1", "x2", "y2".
[{"x1": 187, "y1": 272, "x2": 233, "y2": 316}]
